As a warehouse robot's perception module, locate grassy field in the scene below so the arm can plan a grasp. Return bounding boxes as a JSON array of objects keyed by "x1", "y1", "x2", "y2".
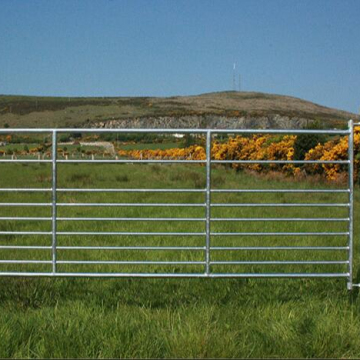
[
  {"x1": 0, "y1": 162, "x2": 359, "y2": 358},
  {"x1": 119, "y1": 141, "x2": 181, "y2": 151},
  {"x1": 0, "y1": 144, "x2": 41, "y2": 153},
  {"x1": 0, "y1": 144, "x2": 108, "y2": 154}
]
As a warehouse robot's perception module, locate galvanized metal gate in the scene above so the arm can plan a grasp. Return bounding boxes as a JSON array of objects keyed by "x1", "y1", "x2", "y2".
[{"x1": 0, "y1": 121, "x2": 358, "y2": 289}]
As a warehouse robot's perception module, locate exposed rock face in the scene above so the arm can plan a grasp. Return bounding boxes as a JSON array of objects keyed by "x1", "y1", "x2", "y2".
[{"x1": 89, "y1": 114, "x2": 318, "y2": 130}]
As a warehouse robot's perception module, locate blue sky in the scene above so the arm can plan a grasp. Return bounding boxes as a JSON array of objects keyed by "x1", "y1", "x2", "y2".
[{"x1": 0, "y1": 0, "x2": 359, "y2": 113}]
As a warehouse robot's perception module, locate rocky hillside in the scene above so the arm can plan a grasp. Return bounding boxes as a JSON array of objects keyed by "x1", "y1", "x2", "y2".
[
  {"x1": 91, "y1": 114, "x2": 318, "y2": 130},
  {"x1": 0, "y1": 91, "x2": 358, "y2": 129}
]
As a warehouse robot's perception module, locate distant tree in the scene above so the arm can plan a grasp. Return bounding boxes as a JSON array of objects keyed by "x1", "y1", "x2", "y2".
[
  {"x1": 60, "y1": 134, "x2": 71, "y2": 142},
  {"x1": 23, "y1": 145, "x2": 29, "y2": 153},
  {"x1": 183, "y1": 134, "x2": 196, "y2": 147},
  {"x1": 293, "y1": 121, "x2": 326, "y2": 160},
  {"x1": 71, "y1": 133, "x2": 82, "y2": 139}
]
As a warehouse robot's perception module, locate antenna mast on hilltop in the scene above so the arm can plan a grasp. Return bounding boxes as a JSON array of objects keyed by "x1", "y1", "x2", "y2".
[{"x1": 233, "y1": 63, "x2": 236, "y2": 91}]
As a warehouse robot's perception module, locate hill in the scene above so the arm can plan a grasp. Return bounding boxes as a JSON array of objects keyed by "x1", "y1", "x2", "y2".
[{"x1": 0, "y1": 91, "x2": 358, "y2": 129}]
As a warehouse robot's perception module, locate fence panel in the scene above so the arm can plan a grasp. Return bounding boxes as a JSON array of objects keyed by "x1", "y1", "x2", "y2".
[{"x1": 0, "y1": 123, "x2": 356, "y2": 289}]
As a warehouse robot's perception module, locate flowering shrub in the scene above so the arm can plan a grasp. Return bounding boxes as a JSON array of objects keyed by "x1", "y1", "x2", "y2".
[
  {"x1": 119, "y1": 129, "x2": 360, "y2": 183},
  {"x1": 120, "y1": 145, "x2": 206, "y2": 161},
  {"x1": 302, "y1": 127, "x2": 360, "y2": 181}
]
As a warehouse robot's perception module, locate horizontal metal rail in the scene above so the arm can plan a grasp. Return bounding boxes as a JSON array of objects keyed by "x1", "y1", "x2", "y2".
[
  {"x1": 212, "y1": 160, "x2": 349, "y2": 164},
  {"x1": 0, "y1": 217, "x2": 52, "y2": 221},
  {"x1": 0, "y1": 202, "x2": 343, "y2": 208},
  {"x1": 0, "y1": 231, "x2": 348, "y2": 237},
  {"x1": 0, "y1": 273, "x2": 349, "y2": 278},
  {"x1": 0, "y1": 231, "x2": 205, "y2": 236},
  {"x1": 0, "y1": 188, "x2": 52, "y2": 192},
  {"x1": 0, "y1": 246, "x2": 53, "y2": 250},
  {"x1": 211, "y1": 217, "x2": 349, "y2": 222},
  {"x1": 0, "y1": 203, "x2": 205, "y2": 207},
  {"x1": 0, "y1": 246, "x2": 206, "y2": 251},
  {"x1": 57, "y1": 260, "x2": 205, "y2": 265},
  {"x1": 211, "y1": 189, "x2": 349, "y2": 193},
  {"x1": 56, "y1": 159, "x2": 206, "y2": 163},
  {"x1": 56, "y1": 188, "x2": 206, "y2": 193},
  {"x1": 0, "y1": 188, "x2": 350, "y2": 194},
  {"x1": 211, "y1": 203, "x2": 350, "y2": 207},
  {"x1": 0, "y1": 260, "x2": 51, "y2": 264},
  {"x1": 211, "y1": 260, "x2": 348, "y2": 265},
  {"x1": 57, "y1": 231, "x2": 205, "y2": 236},
  {"x1": 0, "y1": 159, "x2": 52, "y2": 163},
  {"x1": 0, "y1": 128, "x2": 350, "y2": 134},
  {"x1": 0, "y1": 246, "x2": 348, "y2": 251},
  {"x1": 0, "y1": 260, "x2": 347, "y2": 265},
  {"x1": 56, "y1": 203, "x2": 206, "y2": 207},
  {"x1": 0, "y1": 217, "x2": 348, "y2": 222},
  {"x1": 211, "y1": 129, "x2": 350, "y2": 135},
  {"x1": 0, "y1": 231, "x2": 52, "y2": 235},
  {"x1": 0, "y1": 188, "x2": 348, "y2": 193},
  {"x1": 211, "y1": 246, "x2": 349, "y2": 251},
  {"x1": 0, "y1": 159, "x2": 349, "y2": 164},
  {"x1": 58, "y1": 246, "x2": 205, "y2": 251},
  {"x1": 0, "y1": 188, "x2": 206, "y2": 193},
  {"x1": 0, "y1": 203, "x2": 52, "y2": 207},
  {"x1": 211, "y1": 232, "x2": 349, "y2": 236},
  {"x1": 56, "y1": 217, "x2": 206, "y2": 222}
]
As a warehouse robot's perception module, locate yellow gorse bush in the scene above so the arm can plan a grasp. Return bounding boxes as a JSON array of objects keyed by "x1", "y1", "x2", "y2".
[
  {"x1": 304, "y1": 126, "x2": 360, "y2": 181},
  {"x1": 119, "y1": 128, "x2": 360, "y2": 183},
  {"x1": 120, "y1": 145, "x2": 206, "y2": 161}
]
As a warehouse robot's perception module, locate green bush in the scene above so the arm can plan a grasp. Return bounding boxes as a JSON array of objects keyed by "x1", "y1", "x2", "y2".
[
  {"x1": 183, "y1": 134, "x2": 197, "y2": 147},
  {"x1": 60, "y1": 134, "x2": 71, "y2": 142},
  {"x1": 294, "y1": 122, "x2": 326, "y2": 160}
]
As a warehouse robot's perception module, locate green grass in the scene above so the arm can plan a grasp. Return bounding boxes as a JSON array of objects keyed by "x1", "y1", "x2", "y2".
[
  {"x1": 0, "y1": 163, "x2": 360, "y2": 358},
  {"x1": 0, "y1": 144, "x2": 41, "y2": 152},
  {"x1": 119, "y1": 142, "x2": 182, "y2": 150},
  {"x1": 56, "y1": 145, "x2": 107, "y2": 153}
]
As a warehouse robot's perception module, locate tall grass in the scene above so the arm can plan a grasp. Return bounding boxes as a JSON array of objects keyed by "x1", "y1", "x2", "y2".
[{"x1": 0, "y1": 163, "x2": 359, "y2": 358}]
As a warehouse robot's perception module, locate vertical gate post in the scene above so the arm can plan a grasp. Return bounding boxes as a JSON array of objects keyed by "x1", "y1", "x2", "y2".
[
  {"x1": 205, "y1": 130, "x2": 211, "y2": 275},
  {"x1": 52, "y1": 130, "x2": 58, "y2": 274},
  {"x1": 347, "y1": 120, "x2": 354, "y2": 290}
]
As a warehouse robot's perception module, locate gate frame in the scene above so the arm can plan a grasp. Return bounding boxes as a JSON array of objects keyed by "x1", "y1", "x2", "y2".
[{"x1": 0, "y1": 121, "x2": 358, "y2": 290}]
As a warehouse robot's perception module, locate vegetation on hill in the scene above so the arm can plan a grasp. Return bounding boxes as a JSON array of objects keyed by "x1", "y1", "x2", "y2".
[{"x1": 0, "y1": 91, "x2": 358, "y2": 129}]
